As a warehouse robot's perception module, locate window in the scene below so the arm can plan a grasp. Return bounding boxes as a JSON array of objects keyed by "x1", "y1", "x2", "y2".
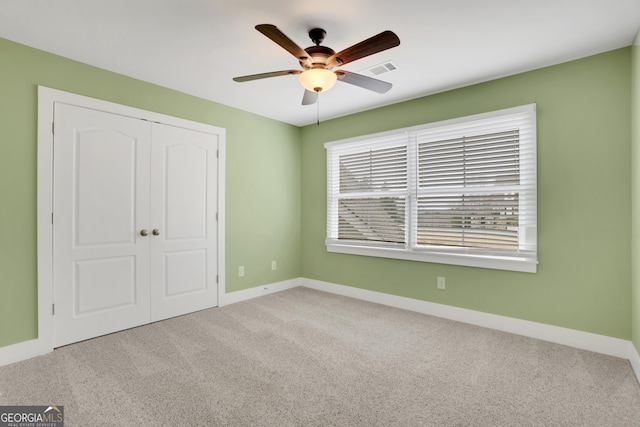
[{"x1": 325, "y1": 104, "x2": 537, "y2": 273}]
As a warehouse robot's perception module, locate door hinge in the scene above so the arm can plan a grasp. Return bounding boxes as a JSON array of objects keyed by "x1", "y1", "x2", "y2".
[
  {"x1": 52, "y1": 122, "x2": 55, "y2": 134},
  {"x1": 216, "y1": 275, "x2": 219, "y2": 284},
  {"x1": 51, "y1": 212, "x2": 54, "y2": 224},
  {"x1": 216, "y1": 212, "x2": 218, "y2": 221},
  {"x1": 52, "y1": 304, "x2": 55, "y2": 315},
  {"x1": 216, "y1": 150, "x2": 219, "y2": 158}
]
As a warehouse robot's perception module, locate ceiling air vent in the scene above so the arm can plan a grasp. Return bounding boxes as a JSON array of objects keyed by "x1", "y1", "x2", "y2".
[{"x1": 360, "y1": 61, "x2": 398, "y2": 77}]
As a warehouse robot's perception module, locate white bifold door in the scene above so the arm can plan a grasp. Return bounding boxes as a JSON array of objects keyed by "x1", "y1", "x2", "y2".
[{"x1": 52, "y1": 103, "x2": 219, "y2": 347}]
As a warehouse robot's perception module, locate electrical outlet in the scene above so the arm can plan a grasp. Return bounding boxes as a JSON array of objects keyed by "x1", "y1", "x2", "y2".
[
  {"x1": 271, "y1": 260, "x2": 277, "y2": 271},
  {"x1": 437, "y1": 276, "x2": 446, "y2": 290},
  {"x1": 238, "y1": 266, "x2": 245, "y2": 277}
]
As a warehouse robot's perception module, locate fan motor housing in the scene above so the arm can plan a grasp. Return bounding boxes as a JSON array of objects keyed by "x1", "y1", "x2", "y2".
[{"x1": 303, "y1": 45, "x2": 336, "y2": 69}]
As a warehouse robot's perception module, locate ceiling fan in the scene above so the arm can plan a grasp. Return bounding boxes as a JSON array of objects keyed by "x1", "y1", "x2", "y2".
[{"x1": 233, "y1": 24, "x2": 401, "y2": 105}]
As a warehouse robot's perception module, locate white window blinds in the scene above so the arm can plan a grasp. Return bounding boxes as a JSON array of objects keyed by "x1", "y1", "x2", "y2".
[
  {"x1": 326, "y1": 104, "x2": 537, "y2": 273},
  {"x1": 327, "y1": 136, "x2": 408, "y2": 247}
]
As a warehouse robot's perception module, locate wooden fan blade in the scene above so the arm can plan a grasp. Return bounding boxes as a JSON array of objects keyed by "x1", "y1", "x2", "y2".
[
  {"x1": 327, "y1": 31, "x2": 400, "y2": 68},
  {"x1": 256, "y1": 24, "x2": 311, "y2": 68},
  {"x1": 302, "y1": 90, "x2": 318, "y2": 105},
  {"x1": 335, "y1": 70, "x2": 392, "y2": 94},
  {"x1": 233, "y1": 70, "x2": 301, "y2": 82}
]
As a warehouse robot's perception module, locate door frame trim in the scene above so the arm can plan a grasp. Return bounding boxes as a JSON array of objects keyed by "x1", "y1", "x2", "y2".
[{"x1": 37, "y1": 86, "x2": 226, "y2": 355}]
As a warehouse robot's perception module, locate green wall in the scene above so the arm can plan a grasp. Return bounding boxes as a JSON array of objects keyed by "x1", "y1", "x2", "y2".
[
  {"x1": 301, "y1": 48, "x2": 632, "y2": 340},
  {"x1": 632, "y1": 43, "x2": 640, "y2": 354},
  {"x1": 0, "y1": 38, "x2": 301, "y2": 348}
]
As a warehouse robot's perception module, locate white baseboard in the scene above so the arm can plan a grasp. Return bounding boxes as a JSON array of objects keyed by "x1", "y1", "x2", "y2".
[
  {"x1": 0, "y1": 339, "x2": 40, "y2": 367},
  {"x1": 301, "y1": 278, "x2": 635, "y2": 361},
  {"x1": 220, "y1": 278, "x2": 301, "y2": 306},
  {"x1": 629, "y1": 343, "x2": 640, "y2": 385}
]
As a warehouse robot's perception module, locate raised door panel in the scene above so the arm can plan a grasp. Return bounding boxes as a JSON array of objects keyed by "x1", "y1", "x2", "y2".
[
  {"x1": 75, "y1": 129, "x2": 136, "y2": 246},
  {"x1": 165, "y1": 143, "x2": 208, "y2": 240}
]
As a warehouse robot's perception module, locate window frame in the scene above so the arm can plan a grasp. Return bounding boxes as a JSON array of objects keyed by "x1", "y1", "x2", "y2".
[{"x1": 325, "y1": 104, "x2": 537, "y2": 273}]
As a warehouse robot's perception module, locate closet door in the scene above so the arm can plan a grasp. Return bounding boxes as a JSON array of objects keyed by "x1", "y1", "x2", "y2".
[
  {"x1": 53, "y1": 104, "x2": 152, "y2": 347},
  {"x1": 149, "y1": 123, "x2": 219, "y2": 321}
]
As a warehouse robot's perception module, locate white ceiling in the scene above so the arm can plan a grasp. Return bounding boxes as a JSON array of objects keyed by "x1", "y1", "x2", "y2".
[{"x1": 1, "y1": 1, "x2": 639, "y2": 126}]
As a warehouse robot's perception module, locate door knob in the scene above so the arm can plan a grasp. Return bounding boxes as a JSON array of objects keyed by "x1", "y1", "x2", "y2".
[
  {"x1": 140, "y1": 229, "x2": 149, "y2": 236},
  {"x1": 152, "y1": 229, "x2": 160, "y2": 236}
]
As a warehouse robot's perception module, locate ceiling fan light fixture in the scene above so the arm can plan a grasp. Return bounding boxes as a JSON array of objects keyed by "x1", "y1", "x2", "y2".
[{"x1": 299, "y1": 68, "x2": 337, "y2": 92}]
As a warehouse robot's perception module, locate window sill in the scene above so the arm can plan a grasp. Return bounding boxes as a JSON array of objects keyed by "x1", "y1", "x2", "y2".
[{"x1": 326, "y1": 243, "x2": 537, "y2": 273}]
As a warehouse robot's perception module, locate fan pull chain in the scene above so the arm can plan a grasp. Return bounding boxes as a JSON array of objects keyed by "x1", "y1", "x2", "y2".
[{"x1": 317, "y1": 91, "x2": 321, "y2": 126}]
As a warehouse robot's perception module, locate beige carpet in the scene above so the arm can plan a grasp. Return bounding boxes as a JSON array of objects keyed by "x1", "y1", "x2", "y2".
[{"x1": 1, "y1": 287, "x2": 639, "y2": 426}]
